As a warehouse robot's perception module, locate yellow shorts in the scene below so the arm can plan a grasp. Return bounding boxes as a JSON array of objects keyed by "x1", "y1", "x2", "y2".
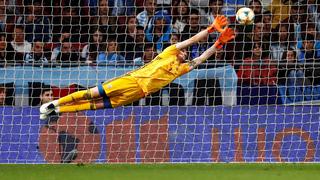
[{"x1": 97, "y1": 75, "x2": 145, "y2": 108}]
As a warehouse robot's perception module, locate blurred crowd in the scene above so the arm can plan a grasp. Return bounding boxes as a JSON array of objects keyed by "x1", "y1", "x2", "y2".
[{"x1": 0, "y1": 0, "x2": 319, "y2": 106}]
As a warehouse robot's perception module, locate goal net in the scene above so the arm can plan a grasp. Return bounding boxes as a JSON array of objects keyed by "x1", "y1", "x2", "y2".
[{"x1": 0, "y1": 0, "x2": 319, "y2": 163}]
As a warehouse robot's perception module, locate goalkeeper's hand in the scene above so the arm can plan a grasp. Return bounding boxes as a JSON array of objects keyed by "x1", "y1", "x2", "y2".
[
  {"x1": 207, "y1": 15, "x2": 229, "y2": 33},
  {"x1": 214, "y1": 28, "x2": 235, "y2": 49}
]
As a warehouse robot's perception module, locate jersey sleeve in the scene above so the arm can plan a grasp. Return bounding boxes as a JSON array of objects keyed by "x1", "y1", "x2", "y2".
[
  {"x1": 160, "y1": 45, "x2": 180, "y2": 57},
  {"x1": 179, "y1": 63, "x2": 191, "y2": 75}
]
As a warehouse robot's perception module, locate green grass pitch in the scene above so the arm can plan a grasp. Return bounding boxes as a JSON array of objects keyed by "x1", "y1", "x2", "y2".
[{"x1": 1, "y1": 163, "x2": 320, "y2": 180}]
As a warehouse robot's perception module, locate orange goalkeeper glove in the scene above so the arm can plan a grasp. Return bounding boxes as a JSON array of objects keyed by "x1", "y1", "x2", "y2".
[
  {"x1": 207, "y1": 15, "x2": 229, "y2": 33},
  {"x1": 214, "y1": 28, "x2": 236, "y2": 49}
]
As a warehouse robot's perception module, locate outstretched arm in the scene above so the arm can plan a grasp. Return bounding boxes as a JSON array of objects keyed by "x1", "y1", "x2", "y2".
[
  {"x1": 175, "y1": 16, "x2": 228, "y2": 50},
  {"x1": 188, "y1": 28, "x2": 235, "y2": 71}
]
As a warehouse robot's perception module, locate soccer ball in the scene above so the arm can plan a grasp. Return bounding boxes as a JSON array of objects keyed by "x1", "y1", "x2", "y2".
[{"x1": 236, "y1": 7, "x2": 255, "y2": 25}]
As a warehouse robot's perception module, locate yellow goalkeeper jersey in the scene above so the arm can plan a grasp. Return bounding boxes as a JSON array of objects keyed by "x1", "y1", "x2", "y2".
[{"x1": 129, "y1": 45, "x2": 190, "y2": 95}]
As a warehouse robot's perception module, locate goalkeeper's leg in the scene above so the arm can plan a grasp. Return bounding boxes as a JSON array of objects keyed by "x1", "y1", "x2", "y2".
[
  {"x1": 40, "y1": 87, "x2": 100, "y2": 117},
  {"x1": 56, "y1": 99, "x2": 105, "y2": 113},
  {"x1": 56, "y1": 87, "x2": 101, "y2": 106},
  {"x1": 40, "y1": 76, "x2": 145, "y2": 118}
]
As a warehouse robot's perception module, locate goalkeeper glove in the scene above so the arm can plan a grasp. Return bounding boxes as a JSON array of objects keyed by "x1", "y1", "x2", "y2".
[
  {"x1": 214, "y1": 28, "x2": 235, "y2": 49},
  {"x1": 207, "y1": 15, "x2": 229, "y2": 33}
]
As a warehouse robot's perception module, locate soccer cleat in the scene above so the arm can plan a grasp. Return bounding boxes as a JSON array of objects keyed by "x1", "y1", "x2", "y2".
[
  {"x1": 39, "y1": 113, "x2": 48, "y2": 120},
  {"x1": 40, "y1": 109, "x2": 59, "y2": 120},
  {"x1": 40, "y1": 102, "x2": 55, "y2": 115}
]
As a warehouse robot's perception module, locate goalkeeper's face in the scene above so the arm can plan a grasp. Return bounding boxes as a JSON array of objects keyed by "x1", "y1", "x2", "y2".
[{"x1": 177, "y1": 50, "x2": 187, "y2": 63}]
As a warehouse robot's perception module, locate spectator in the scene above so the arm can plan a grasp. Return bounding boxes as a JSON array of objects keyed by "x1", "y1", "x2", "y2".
[
  {"x1": 0, "y1": 33, "x2": 4, "y2": 62},
  {"x1": 206, "y1": 0, "x2": 225, "y2": 40},
  {"x1": 301, "y1": 22, "x2": 319, "y2": 40},
  {"x1": 189, "y1": 0, "x2": 212, "y2": 25},
  {"x1": 207, "y1": 0, "x2": 224, "y2": 25},
  {"x1": 134, "y1": 26, "x2": 146, "y2": 60},
  {"x1": 52, "y1": 5, "x2": 86, "y2": 43},
  {"x1": 25, "y1": 39, "x2": 49, "y2": 64},
  {"x1": 170, "y1": 33, "x2": 180, "y2": 44},
  {"x1": 249, "y1": 0, "x2": 263, "y2": 22},
  {"x1": 193, "y1": 49, "x2": 238, "y2": 106},
  {"x1": 118, "y1": 16, "x2": 138, "y2": 62},
  {"x1": 111, "y1": 0, "x2": 135, "y2": 16},
  {"x1": 16, "y1": 0, "x2": 51, "y2": 42},
  {"x1": 271, "y1": 23, "x2": 295, "y2": 61},
  {"x1": 143, "y1": 43, "x2": 157, "y2": 64},
  {"x1": 171, "y1": 0, "x2": 189, "y2": 33},
  {"x1": 134, "y1": 43, "x2": 156, "y2": 64},
  {"x1": 39, "y1": 85, "x2": 54, "y2": 105},
  {"x1": 298, "y1": 34, "x2": 320, "y2": 85},
  {"x1": 0, "y1": 32, "x2": 15, "y2": 65},
  {"x1": 145, "y1": 10, "x2": 172, "y2": 53},
  {"x1": 51, "y1": 38, "x2": 80, "y2": 64},
  {"x1": 181, "y1": 9, "x2": 201, "y2": 41},
  {"x1": 81, "y1": 27, "x2": 106, "y2": 64},
  {"x1": 268, "y1": 0, "x2": 292, "y2": 29},
  {"x1": 297, "y1": 22, "x2": 320, "y2": 50},
  {"x1": 0, "y1": 0, "x2": 16, "y2": 37},
  {"x1": 7, "y1": 25, "x2": 32, "y2": 64},
  {"x1": 278, "y1": 48, "x2": 310, "y2": 86},
  {"x1": 137, "y1": 0, "x2": 157, "y2": 28},
  {"x1": 305, "y1": 0, "x2": 319, "y2": 30},
  {"x1": 238, "y1": 42, "x2": 277, "y2": 86},
  {"x1": 300, "y1": 34, "x2": 320, "y2": 60},
  {"x1": 226, "y1": 21, "x2": 270, "y2": 69},
  {"x1": 98, "y1": 36, "x2": 125, "y2": 64},
  {"x1": 281, "y1": 2, "x2": 308, "y2": 42},
  {"x1": 189, "y1": 26, "x2": 213, "y2": 60},
  {"x1": 90, "y1": 0, "x2": 117, "y2": 35},
  {"x1": 171, "y1": 0, "x2": 180, "y2": 7},
  {"x1": 163, "y1": 33, "x2": 181, "y2": 49},
  {"x1": 52, "y1": 6, "x2": 74, "y2": 42},
  {"x1": 251, "y1": 21, "x2": 269, "y2": 44},
  {"x1": 0, "y1": 84, "x2": 5, "y2": 105},
  {"x1": 0, "y1": 0, "x2": 6, "y2": 32},
  {"x1": 262, "y1": 11, "x2": 272, "y2": 41}
]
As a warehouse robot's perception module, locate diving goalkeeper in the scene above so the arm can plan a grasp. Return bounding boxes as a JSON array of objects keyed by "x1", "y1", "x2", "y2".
[{"x1": 40, "y1": 16, "x2": 235, "y2": 119}]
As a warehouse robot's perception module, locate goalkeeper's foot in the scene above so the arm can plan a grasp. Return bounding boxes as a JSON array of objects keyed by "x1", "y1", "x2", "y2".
[
  {"x1": 40, "y1": 102, "x2": 56, "y2": 120},
  {"x1": 40, "y1": 113, "x2": 48, "y2": 120},
  {"x1": 40, "y1": 109, "x2": 58, "y2": 120}
]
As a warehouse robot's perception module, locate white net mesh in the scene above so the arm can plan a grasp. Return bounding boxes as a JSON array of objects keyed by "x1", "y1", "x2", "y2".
[{"x1": 0, "y1": 0, "x2": 319, "y2": 163}]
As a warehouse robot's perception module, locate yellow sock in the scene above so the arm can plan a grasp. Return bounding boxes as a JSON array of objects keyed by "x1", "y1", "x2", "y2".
[
  {"x1": 57, "y1": 100, "x2": 96, "y2": 113},
  {"x1": 57, "y1": 90, "x2": 92, "y2": 106}
]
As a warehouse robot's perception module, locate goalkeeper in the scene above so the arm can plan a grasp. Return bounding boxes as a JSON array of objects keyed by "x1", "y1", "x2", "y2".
[{"x1": 40, "y1": 16, "x2": 235, "y2": 119}]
